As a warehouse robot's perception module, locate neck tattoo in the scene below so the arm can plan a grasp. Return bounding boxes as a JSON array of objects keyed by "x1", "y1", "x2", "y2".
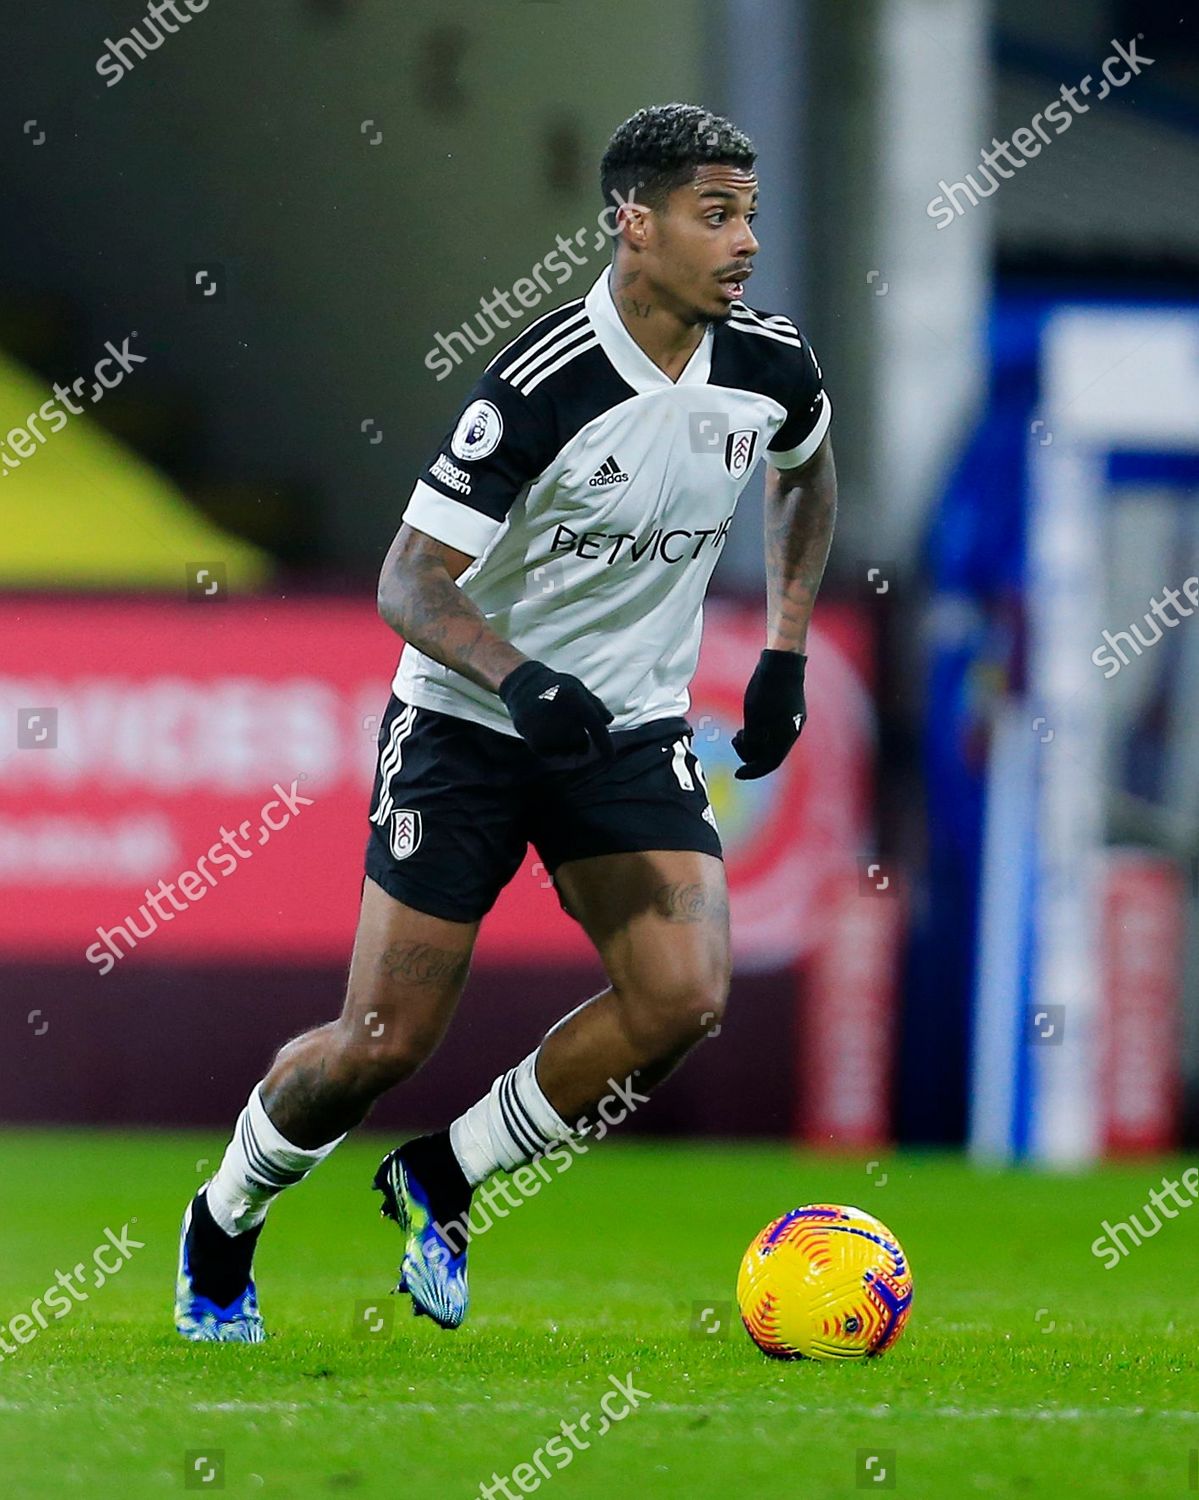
[{"x1": 619, "y1": 296, "x2": 653, "y2": 319}]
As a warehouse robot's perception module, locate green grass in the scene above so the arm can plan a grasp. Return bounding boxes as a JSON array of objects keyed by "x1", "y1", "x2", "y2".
[{"x1": 1, "y1": 1130, "x2": 1196, "y2": 1498}]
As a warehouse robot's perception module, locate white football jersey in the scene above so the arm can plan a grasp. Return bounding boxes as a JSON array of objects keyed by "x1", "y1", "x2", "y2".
[{"x1": 393, "y1": 267, "x2": 830, "y2": 736}]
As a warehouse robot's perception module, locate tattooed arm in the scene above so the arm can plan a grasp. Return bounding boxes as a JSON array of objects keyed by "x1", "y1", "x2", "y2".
[
  {"x1": 762, "y1": 435, "x2": 837, "y2": 653},
  {"x1": 377, "y1": 523, "x2": 526, "y2": 693}
]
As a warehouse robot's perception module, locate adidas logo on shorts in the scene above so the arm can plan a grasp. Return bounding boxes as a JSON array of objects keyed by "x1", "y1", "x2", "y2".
[
  {"x1": 588, "y1": 454, "x2": 629, "y2": 488},
  {"x1": 538, "y1": 685, "x2": 559, "y2": 701}
]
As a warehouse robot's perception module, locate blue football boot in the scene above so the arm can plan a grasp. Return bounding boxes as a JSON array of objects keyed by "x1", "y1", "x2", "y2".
[
  {"x1": 174, "y1": 1189, "x2": 266, "y2": 1343},
  {"x1": 373, "y1": 1134, "x2": 472, "y2": 1330}
]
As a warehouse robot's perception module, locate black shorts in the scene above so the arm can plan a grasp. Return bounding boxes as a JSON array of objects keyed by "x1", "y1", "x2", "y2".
[{"x1": 364, "y1": 694, "x2": 723, "y2": 924}]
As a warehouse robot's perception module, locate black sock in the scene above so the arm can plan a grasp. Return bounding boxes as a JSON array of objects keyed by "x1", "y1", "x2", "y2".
[
  {"x1": 187, "y1": 1189, "x2": 263, "y2": 1308},
  {"x1": 400, "y1": 1130, "x2": 473, "y2": 1236}
]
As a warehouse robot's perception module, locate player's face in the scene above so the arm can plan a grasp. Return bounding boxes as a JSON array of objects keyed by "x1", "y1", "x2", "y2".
[{"x1": 655, "y1": 164, "x2": 760, "y2": 322}]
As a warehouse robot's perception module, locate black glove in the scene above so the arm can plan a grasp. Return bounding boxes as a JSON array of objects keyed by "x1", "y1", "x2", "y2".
[
  {"x1": 731, "y1": 649, "x2": 807, "y2": 780},
  {"x1": 499, "y1": 659, "x2": 615, "y2": 762}
]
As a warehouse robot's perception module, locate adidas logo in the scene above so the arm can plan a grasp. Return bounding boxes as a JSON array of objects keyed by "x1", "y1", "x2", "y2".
[
  {"x1": 587, "y1": 455, "x2": 630, "y2": 488},
  {"x1": 538, "y1": 684, "x2": 560, "y2": 701}
]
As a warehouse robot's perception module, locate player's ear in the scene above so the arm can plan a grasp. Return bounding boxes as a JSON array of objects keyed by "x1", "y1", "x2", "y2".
[{"x1": 618, "y1": 200, "x2": 651, "y2": 248}]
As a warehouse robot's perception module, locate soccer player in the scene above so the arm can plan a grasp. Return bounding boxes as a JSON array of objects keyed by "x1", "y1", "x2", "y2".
[{"x1": 175, "y1": 102, "x2": 836, "y2": 1340}]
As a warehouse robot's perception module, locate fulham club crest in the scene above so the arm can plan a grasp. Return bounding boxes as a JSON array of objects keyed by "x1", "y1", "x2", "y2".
[
  {"x1": 388, "y1": 808, "x2": 423, "y2": 861},
  {"x1": 724, "y1": 429, "x2": 758, "y2": 480}
]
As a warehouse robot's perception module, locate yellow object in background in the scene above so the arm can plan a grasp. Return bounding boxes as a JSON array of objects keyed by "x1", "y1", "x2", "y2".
[{"x1": 0, "y1": 348, "x2": 271, "y2": 591}]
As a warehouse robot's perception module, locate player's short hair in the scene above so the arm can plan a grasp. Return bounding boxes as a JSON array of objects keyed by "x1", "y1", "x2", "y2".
[{"x1": 600, "y1": 103, "x2": 757, "y2": 214}]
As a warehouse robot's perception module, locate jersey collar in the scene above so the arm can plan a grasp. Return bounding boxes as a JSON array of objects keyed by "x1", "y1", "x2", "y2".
[{"x1": 586, "y1": 268, "x2": 713, "y2": 393}]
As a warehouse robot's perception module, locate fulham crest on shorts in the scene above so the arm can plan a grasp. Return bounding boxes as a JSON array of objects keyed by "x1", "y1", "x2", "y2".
[{"x1": 388, "y1": 809, "x2": 423, "y2": 861}]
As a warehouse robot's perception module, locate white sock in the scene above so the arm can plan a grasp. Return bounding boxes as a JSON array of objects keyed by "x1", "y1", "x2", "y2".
[
  {"x1": 204, "y1": 1083, "x2": 346, "y2": 1236},
  {"x1": 449, "y1": 1049, "x2": 575, "y2": 1187}
]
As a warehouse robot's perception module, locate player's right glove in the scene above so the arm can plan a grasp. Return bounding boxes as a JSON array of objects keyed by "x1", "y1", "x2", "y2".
[{"x1": 498, "y1": 659, "x2": 615, "y2": 762}]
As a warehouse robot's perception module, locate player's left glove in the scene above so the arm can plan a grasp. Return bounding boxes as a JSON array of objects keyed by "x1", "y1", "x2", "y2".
[{"x1": 731, "y1": 649, "x2": 807, "y2": 780}]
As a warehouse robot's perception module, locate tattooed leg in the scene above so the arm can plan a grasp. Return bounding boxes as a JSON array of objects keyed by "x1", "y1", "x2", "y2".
[
  {"x1": 530, "y1": 851, "x2": 732, "y2": 1123},
  {"x1": 259, "y1": 878, "x2": 479, "y2": 1146}
]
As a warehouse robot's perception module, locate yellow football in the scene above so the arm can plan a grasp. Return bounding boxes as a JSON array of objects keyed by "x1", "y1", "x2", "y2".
[{"x1": 737, "y1": 1203, "x2": 913, "y2": 1360}]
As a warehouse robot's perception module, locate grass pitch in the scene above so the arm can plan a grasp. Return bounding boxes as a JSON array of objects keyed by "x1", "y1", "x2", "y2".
[{"x1": 0, "y1": 1130, "x2": 1195, "y2": 1498}]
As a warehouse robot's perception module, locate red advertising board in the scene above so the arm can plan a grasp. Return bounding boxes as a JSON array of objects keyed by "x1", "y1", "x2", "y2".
[
  {"x1": 0, "y1": 596, "x2": 874, "y2": 972},
  {"x1": 798, "y1": 867, "x2": 905, "y2": 1148},
  {"x1": 1098, "y1": 848, "x2": 1184, "y2": 1154}
]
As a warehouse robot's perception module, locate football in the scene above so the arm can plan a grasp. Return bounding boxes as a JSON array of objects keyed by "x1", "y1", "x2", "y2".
[{"x1": 736, "y1": 1204, "x2": 913, "y2": 1360}]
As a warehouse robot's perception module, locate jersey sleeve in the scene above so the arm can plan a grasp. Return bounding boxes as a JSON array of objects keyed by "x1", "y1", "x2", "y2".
[
  {"x1": 402, "y1": 370, "x2": 553, "y2": 557},
  {"x1": 766, "y1": 336, "x2": 832, "y2": 469}
]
